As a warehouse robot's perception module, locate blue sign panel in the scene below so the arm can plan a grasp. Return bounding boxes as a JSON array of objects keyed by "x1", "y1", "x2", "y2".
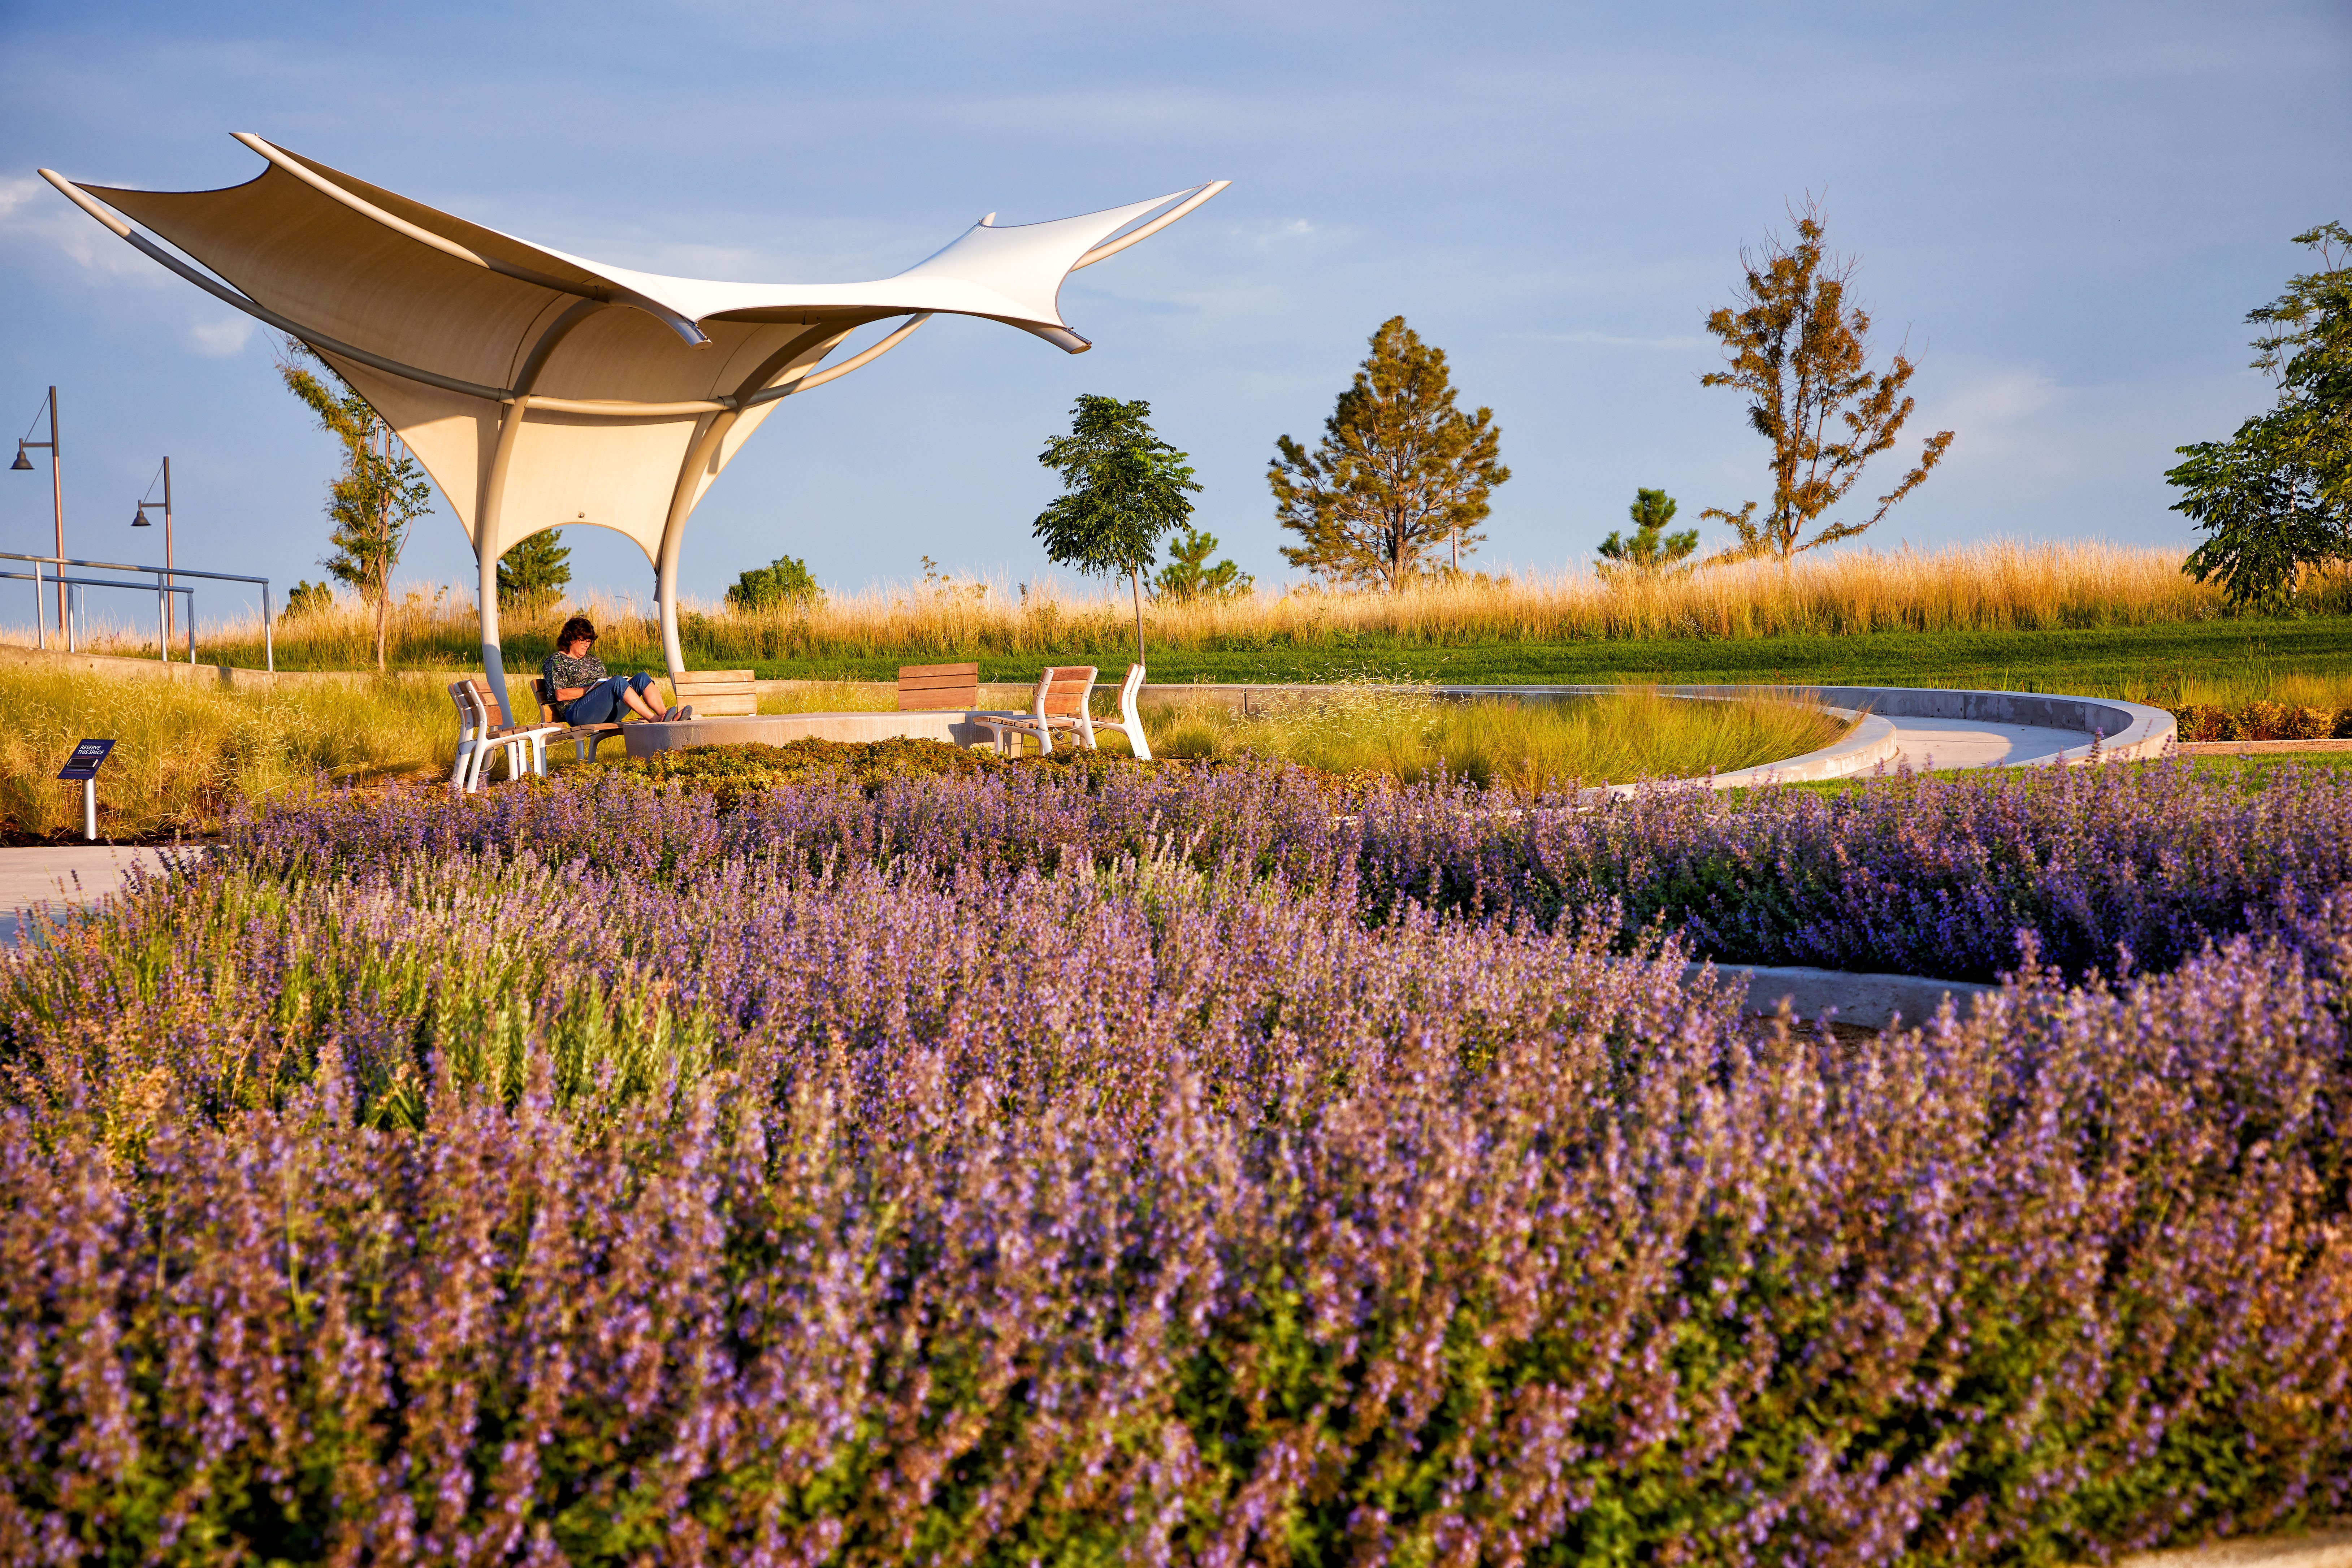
[{"x1": 56, "y1": 738, "x2": 116, "y2": 782}]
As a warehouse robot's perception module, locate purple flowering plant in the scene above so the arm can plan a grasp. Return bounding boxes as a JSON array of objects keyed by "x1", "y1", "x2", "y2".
[{"x1": 0, "y1": 756, "x2": 2347, "y2": 1563}]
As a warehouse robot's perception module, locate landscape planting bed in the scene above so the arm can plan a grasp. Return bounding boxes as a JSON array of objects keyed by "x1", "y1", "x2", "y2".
[{"x1": 4, "y1": 756, "x2": 2349, "y2": 1563}]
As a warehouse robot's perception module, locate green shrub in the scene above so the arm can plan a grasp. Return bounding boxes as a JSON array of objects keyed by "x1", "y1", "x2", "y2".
[
  {"x1": 725, "y1": 554, "x2": 824, "y2": 612},
  {"x1": 593, "y1": 738, "x2": 1190, "y2": 806}
]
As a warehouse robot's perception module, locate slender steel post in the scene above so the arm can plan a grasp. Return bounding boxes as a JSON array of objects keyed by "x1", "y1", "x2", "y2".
[
  {"x1": 263, "y1": 583, "x2": 274, "y2": 673},
  {"x1": 161, "y1": 456, "x2": 174, "y2": 644},
  {"x1": 83, "y1": 777, "x2": 96, "y2": 841},
  {"x1": 47, "y1": 387, "x2": 63, "y2": 637},
  {"x1": 30, "y1": 560, "x2": 42, "y2": 650},
  {"x1": 156, "y1": 573, "x2": 166, "y2": 663},
  {"x1": 186, "y1": 588, "x2": 195, "y2": 663}
]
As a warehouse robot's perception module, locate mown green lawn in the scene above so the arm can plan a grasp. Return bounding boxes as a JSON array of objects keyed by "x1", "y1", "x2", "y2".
[{"x1": 743, "y1": 616, "x2": 2352, "y2": 696}]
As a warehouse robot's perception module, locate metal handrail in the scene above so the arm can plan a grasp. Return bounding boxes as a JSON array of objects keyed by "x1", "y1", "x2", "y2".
[
  {"x1": 0, "y1": 571, "x2": 195, "y2": 662},
  {"x1": 0, "y1": 549, "x2": 270, "y2": 670}
]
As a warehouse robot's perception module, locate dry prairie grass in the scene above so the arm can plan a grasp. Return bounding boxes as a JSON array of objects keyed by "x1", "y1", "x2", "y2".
[
  {"x1": 0, "y1": 667, "x2": 455, "y2": 840},
  {"x1": 51, "y1": 542, "x2": 2352, "y2": 675}
]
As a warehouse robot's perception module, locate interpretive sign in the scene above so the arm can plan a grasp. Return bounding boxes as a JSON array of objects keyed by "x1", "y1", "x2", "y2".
[
  {"x1": 58, "y1": 738, "x2": 115, "y2": 840},
  {"x1": 57, "y1": 738, "x2": 115, "y2": 781}
]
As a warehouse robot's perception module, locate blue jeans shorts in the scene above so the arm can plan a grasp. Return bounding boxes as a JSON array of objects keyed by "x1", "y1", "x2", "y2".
[{"x1": 566, "y1": 672, "x2": 655, "y2": 725}]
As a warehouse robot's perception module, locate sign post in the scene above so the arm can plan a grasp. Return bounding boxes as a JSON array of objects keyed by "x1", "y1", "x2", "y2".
[{"x1": 56, "y1": 739, "x2": 115, "y2": 841}]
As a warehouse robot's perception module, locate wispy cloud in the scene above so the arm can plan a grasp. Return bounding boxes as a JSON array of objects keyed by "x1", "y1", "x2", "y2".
[
  {"x1": 0, "y1": 174, "x2": 160, "y2": 281},
  {"x1": 186, "y1": 315, "x2": 255, "y2": 358}
]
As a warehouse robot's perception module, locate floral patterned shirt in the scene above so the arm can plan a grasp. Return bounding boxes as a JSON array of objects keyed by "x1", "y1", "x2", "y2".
[{"x1": 540, "y1": 650, "x2": 608, "y2": 719}]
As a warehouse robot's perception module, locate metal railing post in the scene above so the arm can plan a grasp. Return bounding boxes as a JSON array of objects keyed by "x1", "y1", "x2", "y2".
[
  {"x1": 186, "y1": 588, "x2": 196, "y2": 663},
  {"x1": 263, "y1": 582, "x2": 274, "y2": 673},
  {"x1": 31, "y1": 560, "x2": 43, "y2": 651},
  {"x1": 156, "y1": 572, "x2": 167, "y2": 661}
]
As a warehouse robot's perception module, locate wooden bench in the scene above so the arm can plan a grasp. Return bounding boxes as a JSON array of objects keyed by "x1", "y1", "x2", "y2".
[
  {"x1": 449, "y1": 678, "x2": 565, "y2": 792},
  {"x1": 672, "y1": 668, "x2": 757, "y2": 717},
  {"x1": 898, "y1": 661, "x2": 980, "y2": 711}
]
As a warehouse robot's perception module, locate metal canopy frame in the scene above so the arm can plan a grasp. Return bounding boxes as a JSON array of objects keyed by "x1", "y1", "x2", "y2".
[{"x1": 40, "y1": 136, "x2": 1226, "y2": 720}]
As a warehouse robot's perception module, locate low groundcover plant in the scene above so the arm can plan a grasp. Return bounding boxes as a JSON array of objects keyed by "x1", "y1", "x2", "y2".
[{"x1": 2, "y1": 755, "x2": 2348, "y2": 1563}]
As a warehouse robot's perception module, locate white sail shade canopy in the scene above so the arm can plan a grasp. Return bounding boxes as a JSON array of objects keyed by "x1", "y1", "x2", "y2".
[{"x1": 39, "y1": 135, "x2": 1226, "y2": 716}]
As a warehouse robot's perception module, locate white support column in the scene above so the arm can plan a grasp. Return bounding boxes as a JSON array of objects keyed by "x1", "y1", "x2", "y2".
[
  {"x1": 654, "y1": 411, "x2": 738, "y2": 686},
  {"x1": 657, "y1": 547, "x2": 684, "y2": 684},
  {"x1": 478, "y1": 540, "x2": 510, "y2": 725}
]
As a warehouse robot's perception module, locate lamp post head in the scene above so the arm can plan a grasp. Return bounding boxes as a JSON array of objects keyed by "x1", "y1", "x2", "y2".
[
  {"x1": 9, "y1": 446, "x2": 31, "y2": 472},
  {"x1": 131, "y1": 507, "x2": 151, "y2": 527}
]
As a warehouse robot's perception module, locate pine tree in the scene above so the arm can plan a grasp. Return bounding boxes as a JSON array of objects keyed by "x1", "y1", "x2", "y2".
[
  {"x1": 1271, "y1": 317, "x2": 1507, "y2": 591},
  {"x1": 497, "y1": 529, "x2": 573, "y2": 615},
  {"x1": 1150, "y1": 524, "x2": 1253, "y2": 602},
  {"x1": 275, "y1": 338, "x2": 434, "y2": 672},
  {"x1": 1698, "y1": 202, "x2": 1953, "y2": 563},
  {"x1": 1597, "y1": 488, "x2": 1699, "y2": 579}
]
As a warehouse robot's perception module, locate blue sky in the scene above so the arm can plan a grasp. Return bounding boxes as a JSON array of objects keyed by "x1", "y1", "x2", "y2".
[{"x1": 2, "y1": 0, "x2": 2347, "y2": 624}]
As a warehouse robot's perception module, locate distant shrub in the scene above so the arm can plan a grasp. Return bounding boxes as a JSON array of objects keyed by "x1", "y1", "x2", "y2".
[
  {"x1": 282, "y1": 579, "x2": 334, "y2": 618},
  {"x1": 726, "y1": 553, "x2": 824, "y2": 612}
]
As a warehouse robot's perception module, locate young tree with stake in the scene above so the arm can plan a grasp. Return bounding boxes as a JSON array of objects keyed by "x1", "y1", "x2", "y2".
[
  {"x1": 1698, "y1": 202, "x2": 1953, "y2": 563},
  {"x1": 276, "y1": 339, "x2": 434, "y2": 672},
  {"x1": 1270, "y1": 317, "x2": 1508, "y2": 591},
  {"x1": 1034, "y1": 395, "x2": 1200, "y2": 664}
]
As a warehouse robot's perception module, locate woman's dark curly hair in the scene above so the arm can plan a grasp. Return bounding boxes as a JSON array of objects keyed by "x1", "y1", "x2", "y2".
[{"x1": 556, "y1": 615, "x2": 597, "y2": 649}]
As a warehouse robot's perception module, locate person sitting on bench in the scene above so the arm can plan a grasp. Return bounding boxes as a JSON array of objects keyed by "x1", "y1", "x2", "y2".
[{"x1": 541, "y1": 616, "x2": 683, "y2": 724}]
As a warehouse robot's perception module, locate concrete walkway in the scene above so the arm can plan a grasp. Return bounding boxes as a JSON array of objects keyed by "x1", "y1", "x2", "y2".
[
  {"x1": 1888, "y1": 716, "x2": 2093, "y2": 771},
  {"x1": 0, "y1": 844, "x2": 176, "y2": 947}
]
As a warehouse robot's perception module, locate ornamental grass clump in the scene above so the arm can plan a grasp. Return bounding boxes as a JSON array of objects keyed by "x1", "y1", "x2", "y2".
[{"x1": 1, "y1": 814, "x2": 2349, "y2": 1563}]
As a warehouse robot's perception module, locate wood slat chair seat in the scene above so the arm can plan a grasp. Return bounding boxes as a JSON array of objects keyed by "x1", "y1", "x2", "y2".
[
  {"x1": 448, "y1": 678, "x2": 566, "y2": 794},
  {"x1": 530, "y1": 676, "x2": 627, "y2": 762},
  {"x1": 973, "y1": 666, "x2": 1097, "y2": 756},
  {"x1": 672, "y1": 668, "x2": 757, "y2": 717},
  {"x1": 898, "y1": 661, "x2": 980, "y2": 711}
]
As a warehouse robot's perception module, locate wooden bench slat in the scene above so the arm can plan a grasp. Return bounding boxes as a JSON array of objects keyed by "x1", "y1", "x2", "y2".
[{"x1": 899, "y1": 660, "x2": 981, "y2": 713}]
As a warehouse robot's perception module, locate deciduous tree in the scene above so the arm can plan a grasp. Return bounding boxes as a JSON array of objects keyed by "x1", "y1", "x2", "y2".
[
  {"x1": 2173, "y1": 222, "x2": 2352, "y2": 610},
  {"x1": 1271, "y1": 317, "x2": 1508, "y2": 591},
  {"x1": 1034, "y1": 395, "x2": 1200, "y2": 663},
  {"x1": 276, "y1": 339, "x2": 434, "y2": 672},
  {"x1": 1698, "y1": 203, "x2": 1953, "y2": 563}
]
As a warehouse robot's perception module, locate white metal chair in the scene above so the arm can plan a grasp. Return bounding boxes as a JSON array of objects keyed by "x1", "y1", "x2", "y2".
[
  {"x1": 1084, "y1": 663, "x2": 1152, "y2": 760},
  {"x1": 972, "y1": 666, "x2": 1097, "y2": 756},
  {"x1": 448, "y1": 679, "x2": 564, "y2": 794}
]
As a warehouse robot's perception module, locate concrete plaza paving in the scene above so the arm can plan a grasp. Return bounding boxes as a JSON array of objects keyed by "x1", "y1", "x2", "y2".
[{"x1": 0, "y1": 844, "x2": 177, "y2": 946}]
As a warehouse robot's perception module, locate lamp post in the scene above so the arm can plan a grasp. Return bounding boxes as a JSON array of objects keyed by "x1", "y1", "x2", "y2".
[
  {"x1": 131, "y1": 456, "x2": 174, "y2": 643},
  {"x1": 11, "y1": 386, "x2": 65, "y2": 635}
]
